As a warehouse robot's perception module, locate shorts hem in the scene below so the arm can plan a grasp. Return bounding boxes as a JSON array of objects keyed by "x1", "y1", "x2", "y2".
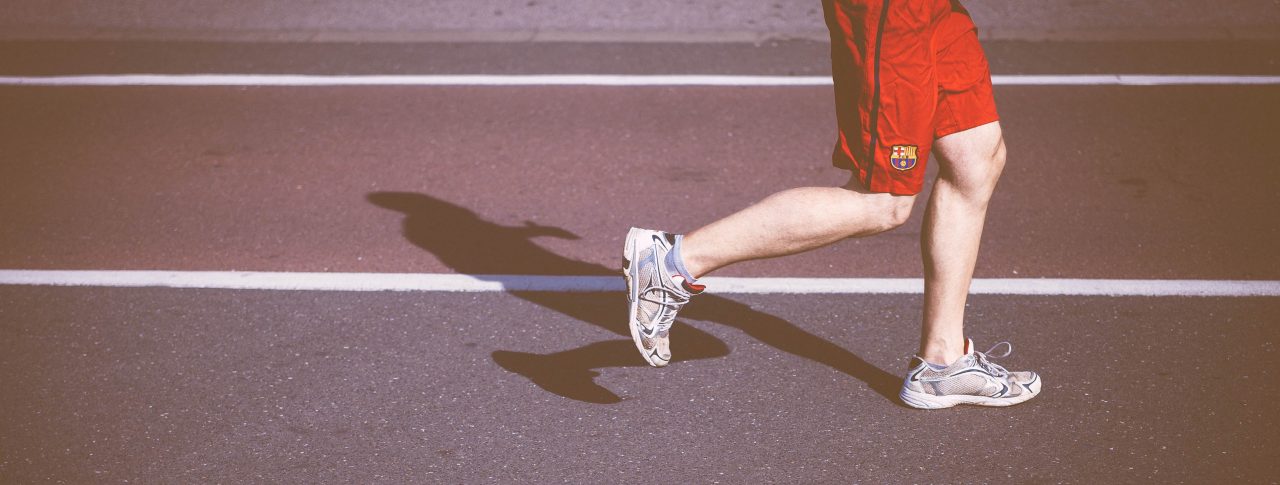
[
  {"x1": 934, "y1": 114, "x2": 1000, "y2": 140},
  {"x1": 834, "y1": 162, "x2": 923, "y2": 196}
]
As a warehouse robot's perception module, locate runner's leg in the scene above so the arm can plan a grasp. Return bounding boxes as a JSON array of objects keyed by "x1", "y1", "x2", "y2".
[
  {"x1": 679, "y1": 179, "x2": 916, "y2": 278},
  {"x1": 917, "y1": 120, "x2": 1006, "y2": 365}
]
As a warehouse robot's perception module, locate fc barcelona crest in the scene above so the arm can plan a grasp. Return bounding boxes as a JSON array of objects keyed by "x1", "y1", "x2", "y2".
[{"x1": 890, "y1": 145, "x2": 918, "y2": 171}]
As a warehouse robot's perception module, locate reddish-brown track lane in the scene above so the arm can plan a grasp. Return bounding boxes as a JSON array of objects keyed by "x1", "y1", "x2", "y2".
[{"x1": 0, "y1": 85, "x2": 1276, "y2": 279}]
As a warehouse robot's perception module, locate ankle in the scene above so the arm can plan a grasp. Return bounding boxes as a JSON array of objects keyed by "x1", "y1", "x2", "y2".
[
  {"x1": 673, "y1": 235, "x2": 713, "y2": 280},
  {"x1": 920, "y1": 338, "x2": 966, "y2": 366}
]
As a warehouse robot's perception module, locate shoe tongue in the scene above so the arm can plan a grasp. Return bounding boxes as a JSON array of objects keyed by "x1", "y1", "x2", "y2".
[{"x1": 964, "y1": 338, "x2": 975, "y2": 355}]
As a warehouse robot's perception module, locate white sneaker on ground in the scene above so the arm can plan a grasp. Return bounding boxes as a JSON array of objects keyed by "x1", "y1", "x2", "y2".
[{"x1": 899, "y1": 338, "x2": 1042, "y2": 409}]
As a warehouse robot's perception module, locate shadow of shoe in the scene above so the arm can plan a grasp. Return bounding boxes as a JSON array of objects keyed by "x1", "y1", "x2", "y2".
[
  {"x1": 490, "y1": 293, "x2": 731, "y2": 403},
  {"x1": 493, "y1": 347, "x2": 622, "y2": 404}
]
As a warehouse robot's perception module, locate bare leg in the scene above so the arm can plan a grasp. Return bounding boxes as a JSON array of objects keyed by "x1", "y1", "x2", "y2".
[
  {"x1": 918, "y1": 121, "x2": 1007, "y2": 365},
  {"x1": 680, "y1": 178, "x2": 917, "y2": 278}
]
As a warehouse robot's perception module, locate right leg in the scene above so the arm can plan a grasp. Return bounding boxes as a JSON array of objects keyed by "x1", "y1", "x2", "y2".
[
  {"x1": 679, "y1": 176, "x2": 916, "y2": 278},
  {"x1": 623, "y1": 178, "x2": 913, "y2": 367}
]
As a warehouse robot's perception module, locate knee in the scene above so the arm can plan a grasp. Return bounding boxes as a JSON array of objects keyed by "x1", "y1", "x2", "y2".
[
  {"x1": 865, "y1": 194, "x2": 915, "y2": 232},
  {"x1": 946, "y1": 137, "x2": 1007, "y2": 202},
  {"x1": 972, "y1": 138, "x2": 1007, "y2": 192},
  {"x1": 988, "y1": 139, "x2": 1008, "y2": 185},
  {"x1": 884, "y1": 195, "x2": 915, "y2": 229},
  {"x1": 836, "y1": 181, "x2": 916, "y2": 233}
]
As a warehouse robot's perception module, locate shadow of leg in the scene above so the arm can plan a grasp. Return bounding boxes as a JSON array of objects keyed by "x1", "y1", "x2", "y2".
[
  {"x1": 511, "y1": 292, "x2": 631, "y2": 338},
  {"x1": 685, "y1": 295, "x2": 904, "y2": 403}
]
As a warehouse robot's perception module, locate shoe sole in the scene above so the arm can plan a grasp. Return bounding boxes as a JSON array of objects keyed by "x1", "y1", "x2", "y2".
[
  {"x1": 899, "y1": 374, "x2": 1042, "y2": 409},
  {"x1": 623, "y1": 227, "x2": 669, "y2": 368}
]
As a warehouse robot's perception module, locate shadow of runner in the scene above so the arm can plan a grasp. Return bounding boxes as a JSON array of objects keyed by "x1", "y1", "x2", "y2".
[{"x1": 368, "y1": 192, "x2": 901, "y2": 405}]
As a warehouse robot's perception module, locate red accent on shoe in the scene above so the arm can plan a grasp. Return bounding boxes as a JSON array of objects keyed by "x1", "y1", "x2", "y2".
[{"x1": 682, "y1": 280, "x2": 706, "y2": 294}]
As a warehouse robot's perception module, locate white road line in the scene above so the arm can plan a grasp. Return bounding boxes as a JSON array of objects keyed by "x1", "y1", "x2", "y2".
[
  {"x1": 992, "y1": 75, "x2": 1280, "y2": 86},
  {"x1": 1, "y1": 270, "x2": 1277, "y2": 297},
  {"x1": 0, "y1": 74, "x2": 1278, "y2": 87}
]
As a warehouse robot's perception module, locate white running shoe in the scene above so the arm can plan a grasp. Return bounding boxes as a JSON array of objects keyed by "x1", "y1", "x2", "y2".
[
  {"x1": 899, "y1": 339, "x2": 1042, "y2": 409},
  {"x1": 622, "y1": 227, "x2": 702, "y2": 367}
]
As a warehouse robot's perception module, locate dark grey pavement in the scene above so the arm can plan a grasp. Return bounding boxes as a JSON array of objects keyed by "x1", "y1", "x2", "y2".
[
  {"x1": 2, "y1": 288, "x2": 1277, "y2": 482},
  {"x1": 1, "y1": 39, "x2": 1278, "y2": 483}
]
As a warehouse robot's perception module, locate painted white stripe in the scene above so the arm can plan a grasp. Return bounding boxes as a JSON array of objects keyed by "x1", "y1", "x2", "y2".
[
  {"x1": 0, "y1": 74, "x2": 1278, "y2": 87},
  {"x1": 991, "y1": 74, "x2": 1280, "y2": 86},
  {"x1": 0, "y1": 74, "x2": 825, "y2": 87},
  {"x1": 1, "y1": 270, "x2": 1277, "y2": 297}
]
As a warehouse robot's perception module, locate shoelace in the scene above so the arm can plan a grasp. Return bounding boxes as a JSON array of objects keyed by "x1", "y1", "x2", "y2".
[
  {"x1": 974, "y1": 341, "x2": 1013, "y2": 377},
  {"x1": 639, "y1": 286, "x2": 691, "y2": 337}
]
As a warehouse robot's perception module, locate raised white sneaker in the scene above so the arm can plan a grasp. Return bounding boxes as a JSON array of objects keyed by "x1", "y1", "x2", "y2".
[{"x1": 622, "y1": 227, "x2": 702, "y2": 367}]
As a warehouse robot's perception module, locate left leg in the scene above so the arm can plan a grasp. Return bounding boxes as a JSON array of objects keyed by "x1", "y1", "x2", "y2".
[
  {"x1": 898, "y1": 2, "x2": 1041, "y2": 409},
  {"x1": 917, "y1": 120, "x2": 1006, "y2": 365},
  {"x1": 900, "y1": 120, "x2": 1044, "y2": 410}
]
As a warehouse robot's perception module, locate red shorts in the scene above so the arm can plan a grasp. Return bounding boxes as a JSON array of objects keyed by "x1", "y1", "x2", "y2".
[{"x1": 827, "y1": 0, "x2": 999, "y2": 195}]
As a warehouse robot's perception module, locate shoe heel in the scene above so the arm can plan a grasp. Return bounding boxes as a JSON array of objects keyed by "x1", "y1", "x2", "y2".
[
  {"x1": 899, "y1": 387, "x2": 953, "y2": 410},
  {"x1": 622, "y1": 227, "x2": 639, "y2": 266},
  {"x1": 622, "y1": 228, "x2": 641, "y2": 302}
]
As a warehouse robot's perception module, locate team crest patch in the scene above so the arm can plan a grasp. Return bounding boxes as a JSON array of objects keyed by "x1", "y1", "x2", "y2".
[{"x1": 890, "y1": 145, "x2": 918, "y2": 171}]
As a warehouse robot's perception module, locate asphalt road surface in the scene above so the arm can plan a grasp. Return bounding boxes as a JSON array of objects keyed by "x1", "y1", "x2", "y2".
[{"x1": 1, "y1": 39, "x2": 1278, "y2": 482}]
